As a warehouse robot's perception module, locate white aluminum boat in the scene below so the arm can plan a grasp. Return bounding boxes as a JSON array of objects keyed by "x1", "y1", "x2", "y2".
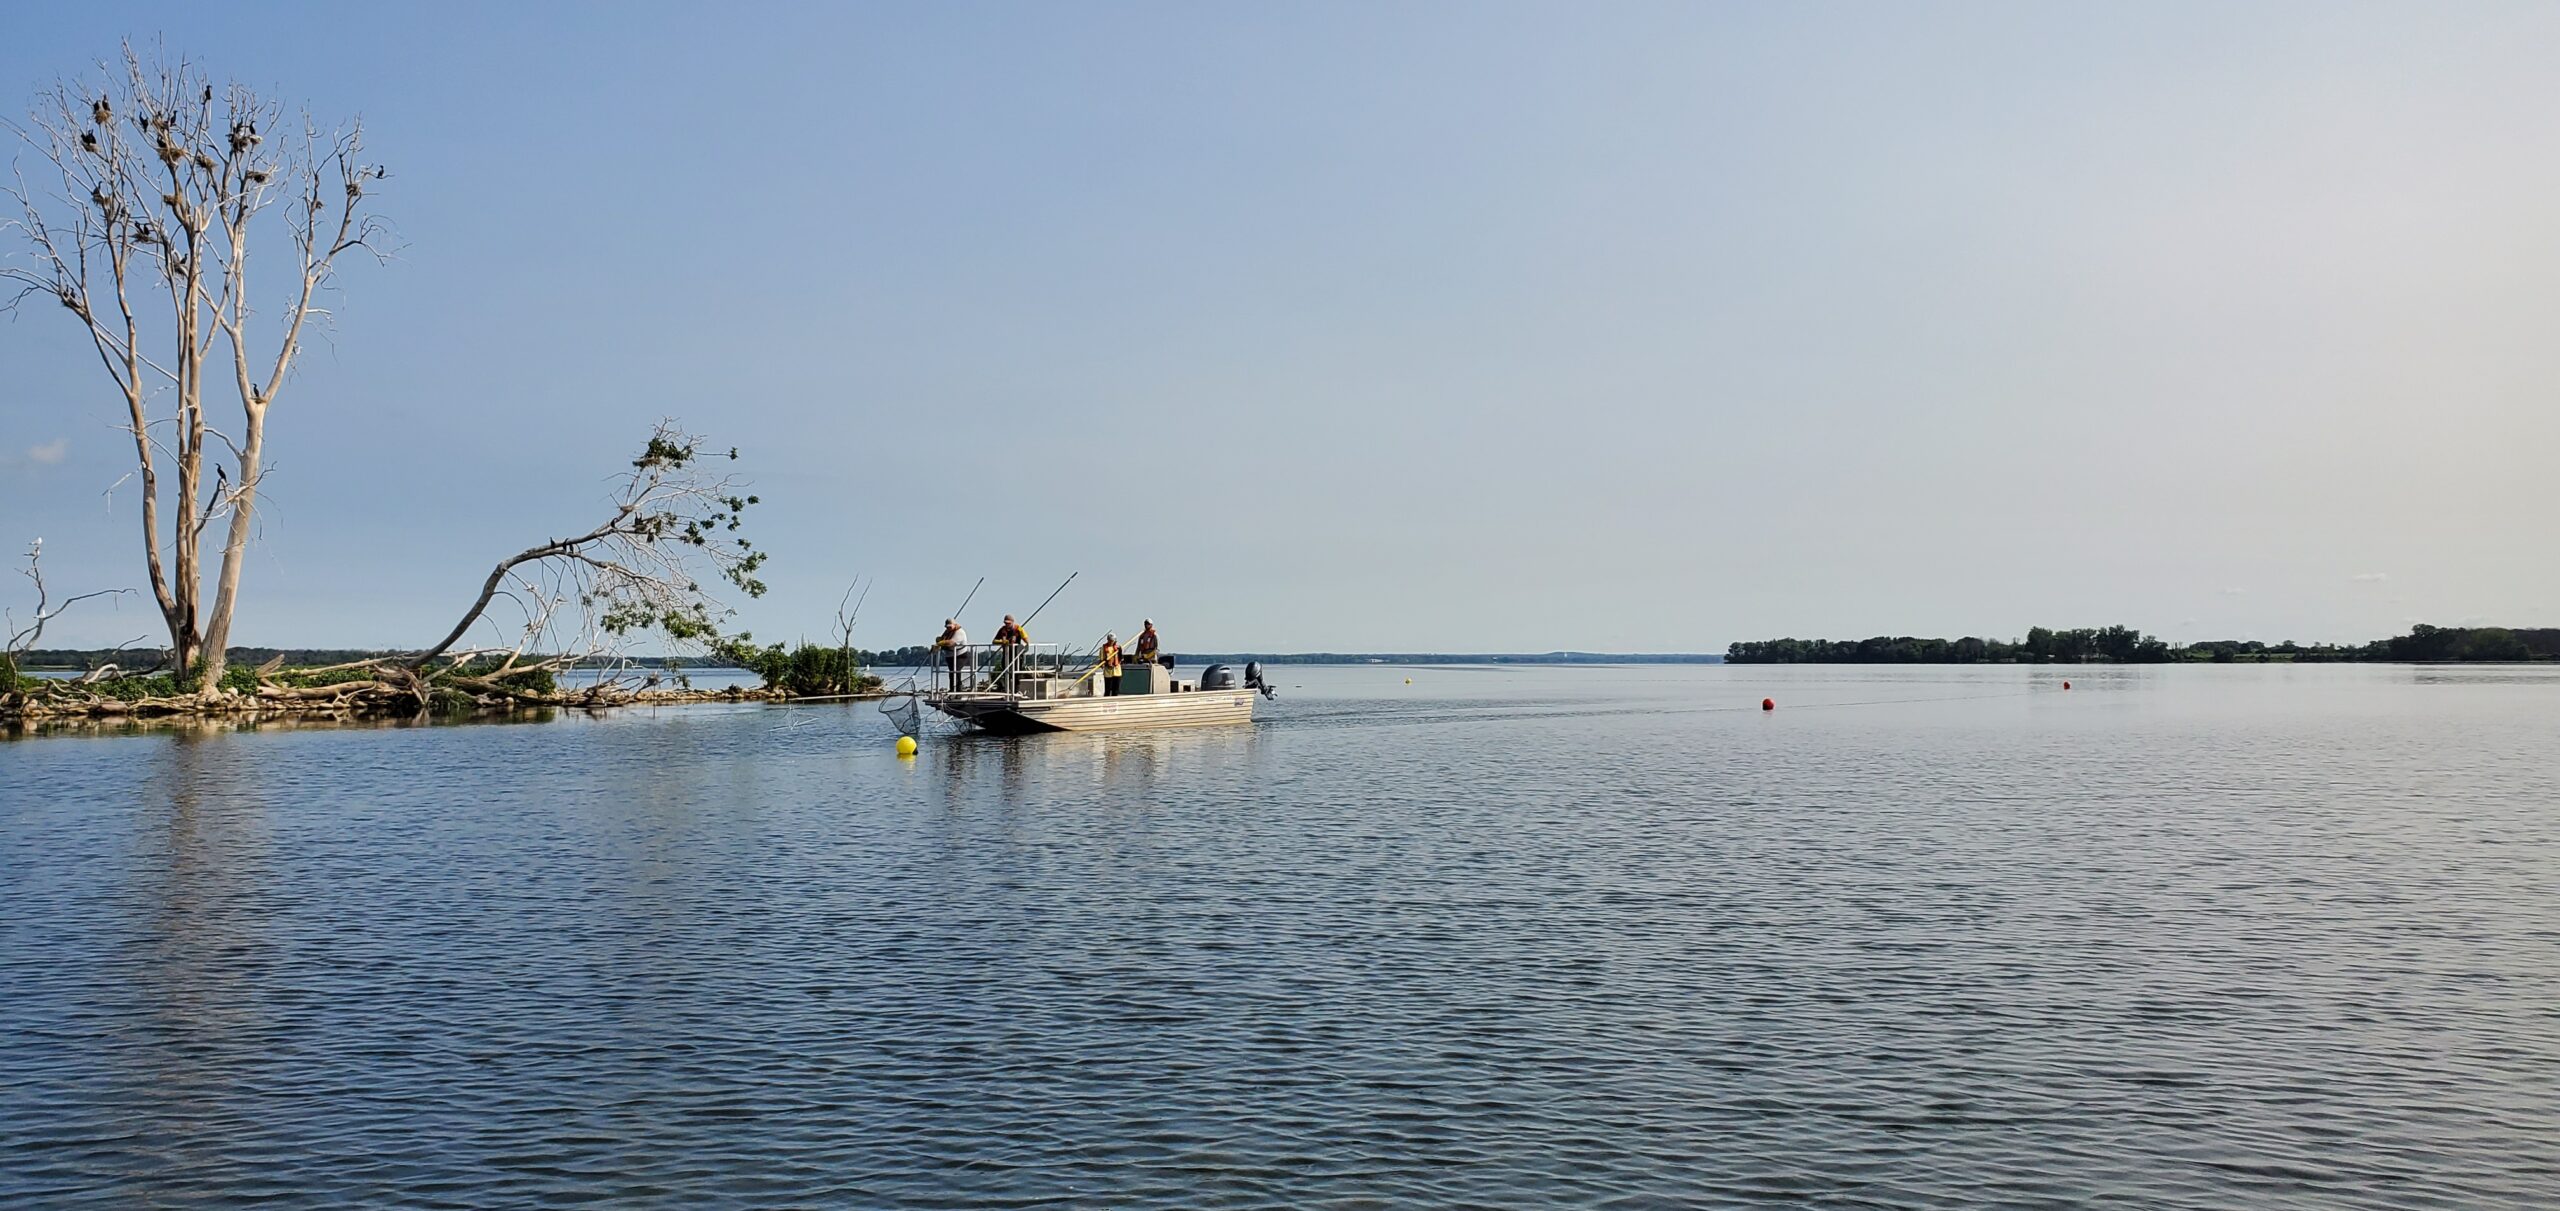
[{"x1": 923, "y1": 643, "x2": 1270, "y2": 735}]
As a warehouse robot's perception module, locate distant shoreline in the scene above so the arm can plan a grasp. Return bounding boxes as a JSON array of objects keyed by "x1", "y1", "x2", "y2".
[
  {"x1": 1727, "y1": 623, "x2": 2557, "y2": 665},
  {"x1": 21, "y1": 632, "x2": 2560, "y2": 671}
]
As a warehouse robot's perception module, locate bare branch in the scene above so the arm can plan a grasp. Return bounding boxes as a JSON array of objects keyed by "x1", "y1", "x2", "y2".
[
  {"x1": 6, "y1": 538, "x2": 136, "y2": 655},
  {"x1": 5, "y1": 43, "x2": 388, "y2": 692},
  {"x1": 412, "y1": 422, "x2": 767, "y2": 670}
]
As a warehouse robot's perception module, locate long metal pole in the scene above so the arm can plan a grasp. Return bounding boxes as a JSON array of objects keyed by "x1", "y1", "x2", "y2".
[
  {"x1": 999, "y1": 572, "x2": 1077, "y2": 687},
  {"x1": 1021, "y1": 572, "x2": 1077, "y2": 631},
  {"x1": 949, "y1": 576, "x2": 984, "y2": 621},
  {"x1": 940, "y1": 576, "x2": 985, "y2": 693}
]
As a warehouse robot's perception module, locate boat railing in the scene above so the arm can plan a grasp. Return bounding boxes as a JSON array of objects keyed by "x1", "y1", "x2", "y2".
[{"x1": 929, "y1": 642, "x2": 1074, "y2": 696}]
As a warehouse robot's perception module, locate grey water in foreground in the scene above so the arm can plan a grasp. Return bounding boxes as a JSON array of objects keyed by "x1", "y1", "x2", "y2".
[{"x1": 4, "y1": 664, "x2": 2557, "y2": 1208}]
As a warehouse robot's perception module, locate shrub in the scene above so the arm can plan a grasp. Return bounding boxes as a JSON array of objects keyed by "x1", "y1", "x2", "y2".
[
  {"x1": 441, "y1": 656, "x2": 558, "y2": 695},
  {"x1": 87, "y1": 673, "x2": 182, "y2": 701},
  {"x1": 713, "y1": 637, "x2": 878, "y2": 696},
  {"x1": 272, "y1": 665, "x2": 386, "y2": 689}
]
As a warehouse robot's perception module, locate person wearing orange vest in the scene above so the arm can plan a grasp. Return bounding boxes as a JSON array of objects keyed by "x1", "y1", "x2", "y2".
[
  {"x1": 1098, "y1": 633, "x2": 1124, "y2": 696},
  {"x1": 1133, "y1": 620, "x2": 1160, "y2": 663}
]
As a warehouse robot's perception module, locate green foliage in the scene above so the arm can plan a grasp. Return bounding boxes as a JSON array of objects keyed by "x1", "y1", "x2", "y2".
[
  {"x1": 270, "y1": 664, "x2": 384, "y2": 688},
  {"x1": 81, "y1": 673, "x2": 183, "y2": 700},
  {"x1": 1726, "y1": 626, "x2": 2170, "y2": 664},
  {"x1": 591, "y1": 427, "x2": 768, "y2": 647},
  {"x1": 711, "y1": 634, "x2": 879, "y2": 696},
  {"x1": 438, "y1": 655, "x2": 558, "y2": 695},
  {"x1": 0, "y1": 652, "x2": 19, "y2": 695},
  {"x1": 2377, "y1": 623, "x2": 2549, "y2": 662},
  {"x1": 151, "y1": 658, "x2": 261, "y2": 696},
  {"x1": 2454, "y1": 627, "x2": 2531, "y2": 662}
]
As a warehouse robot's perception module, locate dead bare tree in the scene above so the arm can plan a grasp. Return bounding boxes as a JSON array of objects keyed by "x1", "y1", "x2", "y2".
[
  {"x1": 835, "y1": 576, "x2": 870, "y2": 692},
  {"x1": 4, "y1": 538, "x2": 135, "y2": 692},
  {"x1": 410, "y1": 421, "x2": 767, "y2": 687},
  {"x1": 1, "y1": 43, "x2": 388, "y2": 696}
]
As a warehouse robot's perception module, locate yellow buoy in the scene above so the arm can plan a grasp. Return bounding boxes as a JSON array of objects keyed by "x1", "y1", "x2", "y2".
[
  {"x1": 895, "y1": 735, "x2": 918, "y2": 757},
  {"x1": 1404, "y1": 677, "x2": 1413, "y2": 684}
]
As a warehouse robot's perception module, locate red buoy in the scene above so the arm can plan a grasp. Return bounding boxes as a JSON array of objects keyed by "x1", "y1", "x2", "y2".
[
  {"x1": 2062, "y1": 680, "x2": 2071, "y2": 690},
  {"x1": 1761, "y1": 698, "x2": 1775, "y2": 711}
]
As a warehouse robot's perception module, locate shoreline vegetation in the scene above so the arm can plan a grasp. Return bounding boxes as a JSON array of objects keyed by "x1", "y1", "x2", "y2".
[
  {"x1": 1726, "y1": 624, "x2": 2560, "y2": 664},
  {"x1": 10, "y1": 624, "x2": 2554, "y2": 731},
  {"x1": 2, "y1": 52, "x2": 813, "y2": 735},
  {"x1": 0, "y1": 639, "x2": 886, "y2": 727},
  {"x1": 0, "y1": 651, "x2": 886, "y2": 728},
  {"x1": 3, "y1": 645, "x2": 1717, "y2": 726}
]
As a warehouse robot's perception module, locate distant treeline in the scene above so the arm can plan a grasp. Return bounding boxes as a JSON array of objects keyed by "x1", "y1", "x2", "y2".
[
  {"x1": 1726, "y1": 624, "x2": 2560, "y2": 664},
  {"x1": 12, "y1": 646, "x2": 396, "y2": 671}
]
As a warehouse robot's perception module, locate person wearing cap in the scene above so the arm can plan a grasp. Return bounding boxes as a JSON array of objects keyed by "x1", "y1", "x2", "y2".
[
  {"x1": 992, "y1": 614, "x2": 1030, "y2": 683},
  {"x1": 1098, "y1": 632, "x2": 1124, "y2": 696},
  {"x1": 1133, "y1": 620, "x2": 1161, "y2": 663},
  {"x1": 933, "y1": 618, "x2": 971, "y2": 691}
]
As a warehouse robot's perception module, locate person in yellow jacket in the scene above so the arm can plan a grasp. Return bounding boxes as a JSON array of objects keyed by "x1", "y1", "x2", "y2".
[
  {"x1": 992, "y1": 614, "x2": 1029, "y2": 682},
  {"x1": 1098, "y1": 633, "x2": 1124, "y2": 696}
]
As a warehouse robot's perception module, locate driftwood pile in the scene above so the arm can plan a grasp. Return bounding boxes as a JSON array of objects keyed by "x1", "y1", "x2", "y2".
[{"x1": 1, "y1": 664, "x2": 795, "y2": 724}]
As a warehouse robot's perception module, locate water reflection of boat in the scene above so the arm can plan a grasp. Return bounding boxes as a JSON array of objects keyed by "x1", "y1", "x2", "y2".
[{"x1": 923, "y1": 643, "x2": 1270, "y2": 735}]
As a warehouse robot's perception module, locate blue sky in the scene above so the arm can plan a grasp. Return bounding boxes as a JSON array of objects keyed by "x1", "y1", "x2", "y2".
[{"x1": 5, "y1": 2, "x2": 2558, "y2": 652}]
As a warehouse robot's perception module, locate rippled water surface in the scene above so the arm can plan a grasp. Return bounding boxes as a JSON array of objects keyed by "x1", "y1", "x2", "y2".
[{"x1": 5, "y1": 664, "x2": 2559, "y2": 1207}]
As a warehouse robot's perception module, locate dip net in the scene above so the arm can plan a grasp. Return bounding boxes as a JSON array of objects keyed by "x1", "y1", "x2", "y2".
[{"x1": 878, "y1": 676, "x2": 923, "y2": 738}]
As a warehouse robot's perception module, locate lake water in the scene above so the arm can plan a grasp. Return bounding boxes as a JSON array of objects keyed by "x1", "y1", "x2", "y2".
[{"x1": 4, "y1": 663, "x2": 2557, "y2": 1207}]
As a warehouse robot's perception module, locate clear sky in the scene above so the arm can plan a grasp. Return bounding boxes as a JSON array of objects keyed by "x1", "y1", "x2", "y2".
[{"x1": 4, "y1": 2, "x2": 2557, "y2": 653}]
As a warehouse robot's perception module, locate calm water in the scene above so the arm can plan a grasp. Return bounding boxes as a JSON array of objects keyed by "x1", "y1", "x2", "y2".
[{"x1": 4, "y1": 664, "x2": 2558, "y2": 1207}]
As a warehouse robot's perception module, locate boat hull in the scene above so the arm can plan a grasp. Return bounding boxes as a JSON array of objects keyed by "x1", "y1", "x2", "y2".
[{"x1": 930, "y1": 689, "x2": 1256, "y2": 734}]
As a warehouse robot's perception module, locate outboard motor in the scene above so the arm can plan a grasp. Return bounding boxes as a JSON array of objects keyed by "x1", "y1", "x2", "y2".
[
  {"x1": 1244, "y1": 661, "x2": 1277, "y2": 700},
  {"x1": 1200, "y1": 664, "x2": 1237, "y2": 690}
]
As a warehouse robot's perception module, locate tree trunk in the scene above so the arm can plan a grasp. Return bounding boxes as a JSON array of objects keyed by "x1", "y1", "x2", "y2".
[
  {"x1": 126, "y1": 396, "x2": 192, "y2": 671},
  {"x1": 6, "y1": 55, "x2": 380, "y2": 687},
  {"x1": 194, "y1": 401, "x2": 264, "y2": 694}
]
